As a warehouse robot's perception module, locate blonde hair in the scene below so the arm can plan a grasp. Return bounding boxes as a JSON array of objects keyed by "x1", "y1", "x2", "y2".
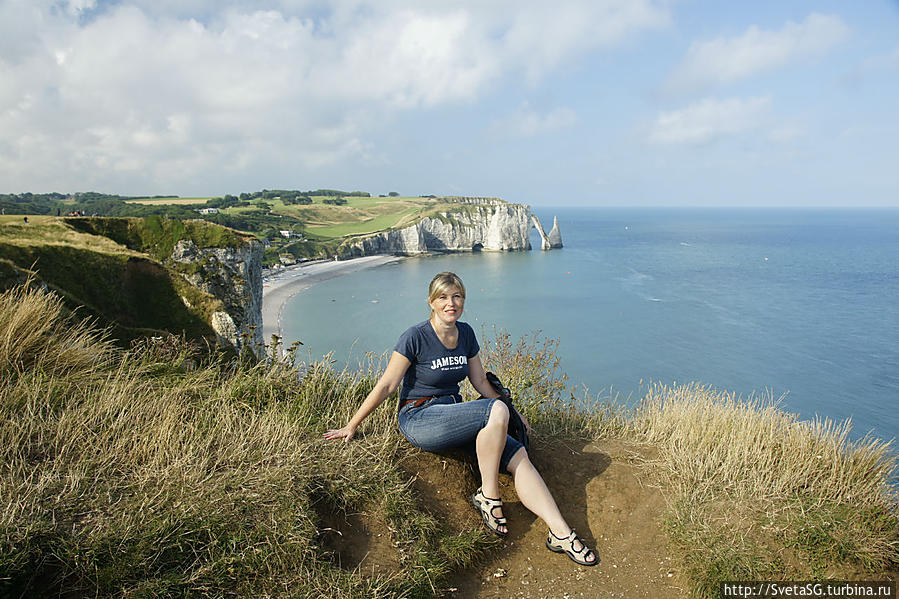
[{"x1": 428, "y1": 272, "x2": 465, "y2": 316}]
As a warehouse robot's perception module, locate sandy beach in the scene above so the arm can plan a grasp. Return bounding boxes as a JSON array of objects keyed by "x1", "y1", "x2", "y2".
[{"x1": 261, "y1": 255, "x2": 402, "y2": 343}]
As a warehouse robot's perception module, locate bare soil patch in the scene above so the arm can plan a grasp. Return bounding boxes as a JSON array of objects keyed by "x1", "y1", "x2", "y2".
[
  {"x1": 395, "y1": 438, "x2": 686, "y2": 598},
  {"x1": 314, "y1": 499, "x2": 402, "y2": 576},
  {"x1": 307, "y1": 436, "x2": 686, "y2": 597}
]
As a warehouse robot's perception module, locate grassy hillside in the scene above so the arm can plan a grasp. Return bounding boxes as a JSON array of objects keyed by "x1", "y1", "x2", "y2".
[
  {"x1": 0, "y1": 216, "x2": 236, "y2": 345},
  {"x1": 1, "y1": 191, "x2": 518, "y2": 266},
  {"x1": 0, "y1": 286, "x2": 496, "y2": 598},
  {"x1": 2, "y1": 286, "x2": 896, "y2": 598},
  {"x1": 279, "y1": 196, "x2": 436, "y2": 238},
  {"x1": 125, "y1": 197, "x2": 214, "y2": 205},
  {"x1": 64, "y1": 215, "x2": 247, "y2": 261}
]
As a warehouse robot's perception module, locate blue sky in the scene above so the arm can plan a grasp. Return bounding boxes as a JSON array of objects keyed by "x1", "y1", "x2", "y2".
[{"x1": 1, "y1": 0, "x2": 897, "y2": 206}]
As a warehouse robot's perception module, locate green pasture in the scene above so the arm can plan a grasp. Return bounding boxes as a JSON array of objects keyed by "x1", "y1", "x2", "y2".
[
  {"x1": 125, "y1": 197, "x2": 213, "y2": 205},
  {"x1": 307, "y1": 206, "x2": 426, "y2": 238},
  {"x1": 266, "y1": 196, "x2": 439, "y2": 238},
  {"x1": 0, "y1": 215, "x2": 56, "y2": 226}
]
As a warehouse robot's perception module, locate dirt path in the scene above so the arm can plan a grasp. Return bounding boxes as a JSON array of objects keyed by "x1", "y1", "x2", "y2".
[{"x1": 405, "y1": 438, "x2": 685, "y2": 599}]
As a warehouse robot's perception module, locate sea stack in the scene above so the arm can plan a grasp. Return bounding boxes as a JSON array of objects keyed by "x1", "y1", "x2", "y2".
[{"x1": 547, "y1": 216, "x2": 563, "y2": 249}]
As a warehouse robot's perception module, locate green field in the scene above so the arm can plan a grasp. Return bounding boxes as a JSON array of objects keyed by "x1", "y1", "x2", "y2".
[
  {"x1": 0, "y1": 215, "x2": 57, "y2": 225},
  {"x1": 222, "y1": 195, "x2": 448, "y2": 239},
  {"x1": 125, "y1": 197, "x2": 213, "y2": 205}
]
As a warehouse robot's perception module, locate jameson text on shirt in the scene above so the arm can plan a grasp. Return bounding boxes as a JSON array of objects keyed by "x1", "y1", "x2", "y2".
[{"x1": 430, "y1": 356, "x2": 468, "y2": 370}]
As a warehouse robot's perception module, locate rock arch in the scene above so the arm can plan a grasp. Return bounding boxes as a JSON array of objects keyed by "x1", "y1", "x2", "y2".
[{"x1": 531, "y1": 215, "x2": 563, "y2": 250}]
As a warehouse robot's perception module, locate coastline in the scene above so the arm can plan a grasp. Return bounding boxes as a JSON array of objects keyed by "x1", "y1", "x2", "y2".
[{"x1": 261, "y1": 254, "x2": 403, "y2": 343}]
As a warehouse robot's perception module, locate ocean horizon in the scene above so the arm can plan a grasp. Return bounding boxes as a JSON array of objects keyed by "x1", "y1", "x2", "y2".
[{"x1": 281, "y1": 207, "x2": 899, "y2": 445}]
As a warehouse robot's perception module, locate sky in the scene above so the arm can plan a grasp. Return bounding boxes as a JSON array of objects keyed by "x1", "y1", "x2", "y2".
[{"x1": 1, "y1": 0, "x2": 898, "y2": 207}]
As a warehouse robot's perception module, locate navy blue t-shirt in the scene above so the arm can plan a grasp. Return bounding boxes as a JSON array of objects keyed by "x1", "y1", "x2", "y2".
[{"x1": 394, "y1": 320, "x2": 480, "y2": 402}]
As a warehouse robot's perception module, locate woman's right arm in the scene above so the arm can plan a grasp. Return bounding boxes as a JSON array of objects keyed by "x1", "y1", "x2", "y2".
[{"x1": 323, "y1": 351, "x2": 411, "y2": 443}]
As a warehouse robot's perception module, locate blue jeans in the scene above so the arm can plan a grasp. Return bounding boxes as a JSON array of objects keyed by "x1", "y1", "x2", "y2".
[{"x1": 397, "y1": 395, "x2": 524, "y2": 473}]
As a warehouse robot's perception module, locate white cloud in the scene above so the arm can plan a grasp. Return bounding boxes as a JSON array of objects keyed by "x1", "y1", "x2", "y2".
[
  {"x1": 665, "y1": 13, "x2": 849, "y2": 93},
  {"x1": 768, "y1": 125, "x2": 804, "y2": 144},
  {"x1": 489, "y1": 103, "x2": 577, "y2": 138},
  {"x1": 649, "y1": 96, "x2": 771, "y2": 145},
  {"x1": 497, "y1": 0, "x2": 669, "y2": 82},
  {"x1": 66, "y1": 0, "x2": 97, "y2": 16},
  {"x1": 0, "y1": 0, "x2": 668, "y2": 193}
]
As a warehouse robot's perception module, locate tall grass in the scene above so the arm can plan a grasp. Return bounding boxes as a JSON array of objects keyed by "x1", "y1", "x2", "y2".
[
  {"x1": 634, "y1": 383, "x2": 898, "y2": 596},
  {"x1": 0, "y1": 286, "x2": 492, "y2": 598}
]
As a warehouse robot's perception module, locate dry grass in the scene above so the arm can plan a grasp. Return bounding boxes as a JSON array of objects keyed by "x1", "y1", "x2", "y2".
[
  {"x1": 633, "y1": 383, "x2": 899, "y2": 595},
  {"x1": 635, "y1": 384, "x2": 896, "y2": 506},
  {"x1": 0, "y1": 286, "x2": 493, "y2": 598},
  {"x1": 0, "y1": 218, "x2": 140, "y2": 255}
]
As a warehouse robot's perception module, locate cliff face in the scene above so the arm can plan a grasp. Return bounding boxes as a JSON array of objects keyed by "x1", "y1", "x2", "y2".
[
  {"x1": 170, "y1": 238, "x2": 264, "y2": 352},
  {"x1": 346, "y1": 224, "x2": 427, "y2": 256},
  {"x1": 343, "y1": 203, "x2": 532, "y2": 257}
]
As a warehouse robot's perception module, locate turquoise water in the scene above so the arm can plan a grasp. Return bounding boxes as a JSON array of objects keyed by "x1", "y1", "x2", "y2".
[{"x1": 281, "y1": 208, "x2": 899, "y2": 444}]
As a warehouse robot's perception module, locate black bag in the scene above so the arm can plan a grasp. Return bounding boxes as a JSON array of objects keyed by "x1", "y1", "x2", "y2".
[{"x1": 483, "y1": 371, "x2": 529, "y2": 451}]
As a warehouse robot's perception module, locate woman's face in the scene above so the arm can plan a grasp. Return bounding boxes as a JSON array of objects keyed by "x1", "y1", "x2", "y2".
[{"x1": 429, "y1": 286, "x2": 465, "y2": 324}]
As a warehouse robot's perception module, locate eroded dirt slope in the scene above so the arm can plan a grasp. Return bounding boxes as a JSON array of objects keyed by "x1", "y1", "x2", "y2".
[{"x1": 319, "y1": 437, "x2": 686, "y2": 598}]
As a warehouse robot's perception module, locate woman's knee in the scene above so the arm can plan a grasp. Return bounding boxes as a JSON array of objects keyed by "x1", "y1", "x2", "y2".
[
  {"x1": 506, "y1": 447, "x2": 530, "y2": 473},
  {"x1": 487, "y1": 400, "x2": 510, "y2": 427}
]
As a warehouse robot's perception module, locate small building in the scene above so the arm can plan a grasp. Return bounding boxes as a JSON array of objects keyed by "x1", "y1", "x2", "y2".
[{"x1": 198, "y1": 208, "x2": 219, "y2": 215}]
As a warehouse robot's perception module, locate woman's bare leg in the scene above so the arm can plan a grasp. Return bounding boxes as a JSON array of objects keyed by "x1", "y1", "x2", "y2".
[
  {"x1": 506, "y1": 449, "x2": 569, "y2": 535},
  {"x1": 507, "y1": 449, "x2": 595, "y2": 562},
  {"x1": 475, "y1": 401, "x2": 510, "y2": 532}
]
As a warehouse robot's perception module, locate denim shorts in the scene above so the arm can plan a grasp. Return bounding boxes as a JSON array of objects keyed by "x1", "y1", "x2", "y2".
[{"x1": 397, "y1": 395, "x2": 524, "y2": 473}]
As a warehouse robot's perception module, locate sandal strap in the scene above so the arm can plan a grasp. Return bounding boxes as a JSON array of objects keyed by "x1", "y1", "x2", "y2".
[
  {"x1": 473, "y1": 488, "x2": 507, "y2": 535},
  {"x1": 551, "y1": 530, "x2": 591, "y2": 555},
  {"x1": 476, "y1": 490, "x2": 502, "y2": 505}
]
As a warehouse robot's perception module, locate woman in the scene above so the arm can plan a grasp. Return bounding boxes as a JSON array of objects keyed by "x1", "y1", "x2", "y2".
[{"x1": 324, "y1": 272, "x2": 597, "y2": 566}]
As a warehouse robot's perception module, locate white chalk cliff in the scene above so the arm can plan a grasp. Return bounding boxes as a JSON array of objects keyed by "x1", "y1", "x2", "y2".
[
  {"x1": 170, "y1": 238, "x2": 264, "y2": 352},
  {"x1": 547, "y1": 216, "x2": 563, "y2": 249},
  {"x1": 342, "y1": 201, "x2": 561, "y2": 257}
]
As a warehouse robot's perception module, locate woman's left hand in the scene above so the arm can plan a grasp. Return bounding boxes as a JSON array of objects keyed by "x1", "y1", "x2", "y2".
[
  {"x1": 323, "y1": 424, "x2": 357, "y2": 443},
  {"x1": 520, "y1": 412, "x2": 531, "y2": 435}
]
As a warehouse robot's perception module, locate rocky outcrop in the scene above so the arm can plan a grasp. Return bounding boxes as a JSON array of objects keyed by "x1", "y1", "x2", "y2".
[
  {"x1": 532, "y1": 216, "x2": 551, "y2": 250},
  {"x1": 346, "y1": 223, "x2": 428, "y2": 256},
  {"x1": 530, "y1": 215, "x2": 563, "y2": 251},
  {"x1": 343, "y1": 203, "x2": 532, "y2": 257},
  {"x1": 421, "y1": 204, "x2": 532, "y2": 251},
  {"x1": 547, "y1": 216, "x2": 563, "y2": 249},
  {"x1": 340, "y1": 200, "x2": 564, "y2": 258},
  {"x1": 170, "y1": 238, "x2": 264, "y2": 352}
]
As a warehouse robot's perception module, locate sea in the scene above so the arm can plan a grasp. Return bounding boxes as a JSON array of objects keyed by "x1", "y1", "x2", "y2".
[{"x1": 281, "y1": 208, "x2": 899, "y2": 445}]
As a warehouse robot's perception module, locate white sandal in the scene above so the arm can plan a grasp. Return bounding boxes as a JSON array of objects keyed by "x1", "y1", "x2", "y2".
[
  {"x1": 471, "y1": 487, "x2": 508, "y2": 536},
  {"x1": 546, "y1": 530, "x2": 598, "y2": 566}
]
